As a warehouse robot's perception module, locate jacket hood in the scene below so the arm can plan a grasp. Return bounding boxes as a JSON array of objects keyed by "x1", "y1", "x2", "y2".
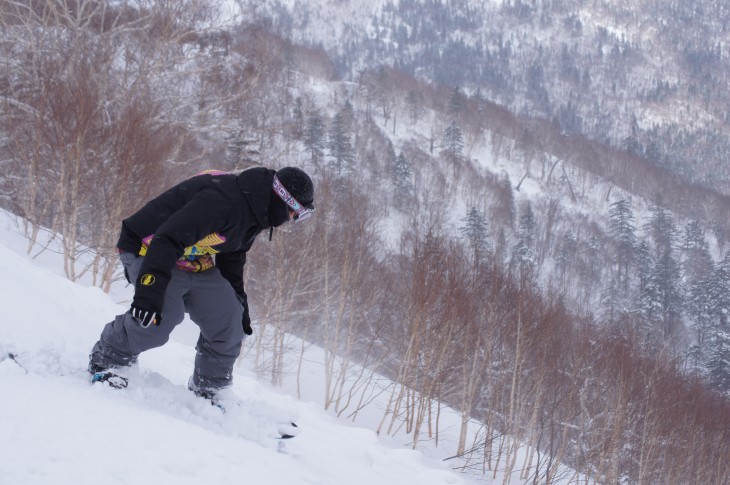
[{"x1": 235, "y1": 167, "x2": 289, "y2": 229}]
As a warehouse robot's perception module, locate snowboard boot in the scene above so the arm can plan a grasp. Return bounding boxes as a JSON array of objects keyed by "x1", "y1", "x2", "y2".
[
  {"x1": 89, "y1": 362, "x2": 129, "y2": 389},
  {"x1": 188, "y1": 378, "x2": 225, "y2": 410}
]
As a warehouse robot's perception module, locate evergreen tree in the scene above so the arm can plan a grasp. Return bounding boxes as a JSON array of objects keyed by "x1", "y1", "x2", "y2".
[
  {"x1": 442, "y1": 120, "x2": 464, "y2": 160},
  {"x1": 327, "y1": 112, "x2": 355, "y2": 174},
  {"x1": 608, "y1": 199, "x2": 636, "y2": 289},
  {"x1": 636, "y1": 240, "x2": 653, "y2": 296},
  {"x1": 512, "y1": 202, "x2": 536, "y2": 275},
  {"x1": 584, "y1": 234, "x2": 605, "y2": 292},
  {"x1": 494, "y1": 226, "x2": 508, "y2": 266},
  {"x1": 472, "y1": 87, "x2": 486, "y2": 104},
  {"x1": 459, "y1": 206, "x2": 490, "y2": 266},
  {"x1": 622, "y1": 114, "x2": 642, "y2": 154},
  {"x1": 682, "y1": 222, "x2": 713, "y2": 371},
  {"x1": 649, "y1": 249, "x2": 684, "y2": 339},
  {"x1": 303, "y1": 112, "x2": 327, "y2": 165},
  {"x1": 703, "y1": 253, "x2": 730, "y2": 394},
  {"x1": 291, "y1": 97, "x2": 304, "y2": 139},
  {"x1": 636, "y1": 239, "x2": 656, "y2": 336},
  {"x1": 647, "y1": 204, "x2": 675, "y2": 258},
  {"x1": 340, "y1": 99, "x2": 355, "y2": 132},
  {"x1": 686, "y1": 274, "x2": 715, "y2": 371},
  {"x1": 406, "y1": 90, "x2": 424, "y2": 124},
  {"x1": 713, "y1": 253, "x2": 730, "y2": 329},
  {"x1": 393, "y1": 151, "x2": 413, "y2": 206},
  {"x1": 705, "y1": 322, "x2": 730, "y2": 395},
  {"x1": 681, "y1": 220, "x2": 713, "y2": 284},
  {"x1": 555, "y1": 229, "x2": 576, "y2": 285},
  {"x1": 601, "y1": 277, "x2": 627, "y2": 326},
  {"x1": 641, "y1": 204, "x2": 683, "y2": 340}
]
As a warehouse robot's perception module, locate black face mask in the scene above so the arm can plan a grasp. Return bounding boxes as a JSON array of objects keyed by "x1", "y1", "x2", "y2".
[{"x1": 268, "y1": 190, "x2": 291, "y2": 229}]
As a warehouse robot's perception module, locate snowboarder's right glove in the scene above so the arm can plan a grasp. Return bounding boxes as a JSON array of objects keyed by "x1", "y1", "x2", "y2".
[
  {"x1": 130, "y1": 304, "x2": 160, "y2": 328},
  {"x1": 235, "y1": 293, "x2": 252, "y2": 336}
]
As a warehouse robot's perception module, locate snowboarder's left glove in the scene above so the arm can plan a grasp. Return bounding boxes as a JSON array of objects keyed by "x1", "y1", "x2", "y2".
[
  {"x1": 130, "y1": 304, "x2": 160, "y2": 328},
  {"x1": 242, "y1": 299, "x2": 252, "y2": 336}
]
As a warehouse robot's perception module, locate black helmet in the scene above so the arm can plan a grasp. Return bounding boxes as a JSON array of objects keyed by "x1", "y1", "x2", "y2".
[{"x1": 276, "y1": 167, "x2": 314, "y2": 209}]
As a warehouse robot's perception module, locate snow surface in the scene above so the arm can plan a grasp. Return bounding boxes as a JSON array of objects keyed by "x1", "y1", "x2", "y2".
[{"x1": 0, "y1": 212, "x2": 482, "y2": 485}]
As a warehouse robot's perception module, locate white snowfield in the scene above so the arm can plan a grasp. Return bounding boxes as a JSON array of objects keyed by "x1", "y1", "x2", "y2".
[{"x1": 0, "y1": 214, "x2": 478, "y2": 485}]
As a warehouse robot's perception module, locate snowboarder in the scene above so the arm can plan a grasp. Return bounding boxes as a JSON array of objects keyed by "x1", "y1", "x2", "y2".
[{"x1": 88, "y1": 166, "x2": 315, "y2": 401}]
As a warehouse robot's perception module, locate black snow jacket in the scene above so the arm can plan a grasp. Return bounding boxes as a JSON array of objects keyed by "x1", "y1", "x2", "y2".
[{"x1": 117, "y1": 167, "x2": 290, "y2": 314}]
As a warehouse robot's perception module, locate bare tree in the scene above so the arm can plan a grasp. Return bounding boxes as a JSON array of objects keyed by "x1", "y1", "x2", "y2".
[{"x1": 0, "y1": 0, "x2": 232, "y2": 287}]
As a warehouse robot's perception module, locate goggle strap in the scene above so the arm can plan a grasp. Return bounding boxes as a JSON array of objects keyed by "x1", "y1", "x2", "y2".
[{"x1": 273, "y1": 175, "x2": 314, "y2": 221}]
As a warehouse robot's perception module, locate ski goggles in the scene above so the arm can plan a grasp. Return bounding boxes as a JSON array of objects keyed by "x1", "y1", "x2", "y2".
[{"x1": 273, "y1": 175, "x2": 315, "y2": 222}]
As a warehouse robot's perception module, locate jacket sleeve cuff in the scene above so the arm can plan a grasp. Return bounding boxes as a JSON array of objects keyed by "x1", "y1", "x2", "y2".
[{"x1": 132, "y1": 271, "x2": 170, "y2": 313}]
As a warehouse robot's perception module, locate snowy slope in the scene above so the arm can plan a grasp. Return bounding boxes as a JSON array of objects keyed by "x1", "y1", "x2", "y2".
[{"x1": 0, "y1": 213, "x2": 478, "y2": 485}]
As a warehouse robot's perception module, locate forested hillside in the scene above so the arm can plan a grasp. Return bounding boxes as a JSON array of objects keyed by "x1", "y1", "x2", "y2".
[
  {"x1": 252, "y1": 0, "x2": 730, "y2": 194},
  {"x1": 1, "y1": 1, "x2": 729, "y2": 483}
]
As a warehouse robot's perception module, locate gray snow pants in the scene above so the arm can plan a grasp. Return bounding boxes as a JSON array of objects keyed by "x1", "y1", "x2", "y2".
[{"x1": 89, "y1": 252, "x2": 245, "y2": 392}]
